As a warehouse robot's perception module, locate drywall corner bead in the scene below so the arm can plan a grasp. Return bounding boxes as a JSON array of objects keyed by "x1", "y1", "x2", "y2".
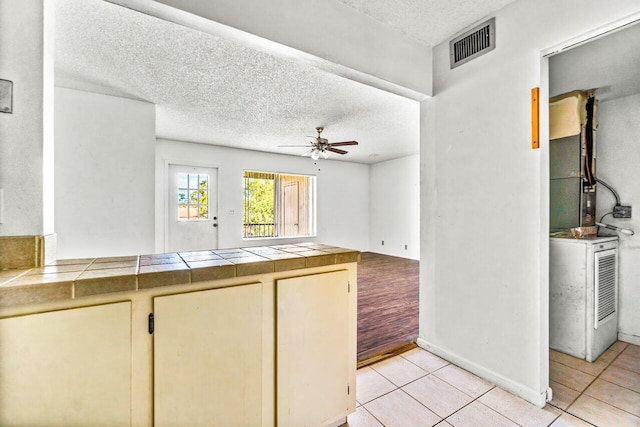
[{"x1": 0, "y1": 79, "x2": 13, "y2": 114}]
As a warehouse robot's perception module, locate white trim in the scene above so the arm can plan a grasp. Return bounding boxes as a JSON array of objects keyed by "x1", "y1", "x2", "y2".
[
  {"x1": 539, "y1": 11, "x2": 640, "y2": 395},
  {"x1": 538, "y1": 46, "x2": 552, "y2": 410},
  {"x1": 162, "y1": 159, "x2": 221, "y2": 252},
  {"x1": 618, "y1": 332, "x2": 640, "y2": 346},
  {"x1": 416, "y1": 338, "x2": 547, "y2": 408},
  {"x1": 542, "y1": 12, "x2": 640, "y2": 57}
]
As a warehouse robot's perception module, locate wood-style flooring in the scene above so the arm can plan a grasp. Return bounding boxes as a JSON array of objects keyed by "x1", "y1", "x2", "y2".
[{"x1": 357, "y1": 252, "x2": 419, "y2": 362}]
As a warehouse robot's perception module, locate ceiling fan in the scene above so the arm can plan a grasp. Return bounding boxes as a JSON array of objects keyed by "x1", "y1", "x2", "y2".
[{"x1": 279, "y1": 127, "x2": 358, "y2": 160}]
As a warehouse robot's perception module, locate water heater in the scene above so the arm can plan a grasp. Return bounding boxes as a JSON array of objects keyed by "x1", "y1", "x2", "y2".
[{"x1": 549, "y1": 236, "x2": 618, "y2": 362}]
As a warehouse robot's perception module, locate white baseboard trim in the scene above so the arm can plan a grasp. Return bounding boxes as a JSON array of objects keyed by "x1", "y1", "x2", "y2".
[
  {"x1": 618, "y1": 332, "x2": 640, "y2": 346},
  {"x1": 416, "y1": 338, "x2": 547, "y2": 408}
]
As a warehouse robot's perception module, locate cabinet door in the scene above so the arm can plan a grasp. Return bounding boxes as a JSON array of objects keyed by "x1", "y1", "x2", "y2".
[
  {"x1": 0, "y1": 302, "x2": 132, "y2": 426},
  {"x1": 277, "y1": 270, "x2": 350, "y2": 427},
  {"x1": 154, "y1": 283, "x2": 263, "y2": 427}
]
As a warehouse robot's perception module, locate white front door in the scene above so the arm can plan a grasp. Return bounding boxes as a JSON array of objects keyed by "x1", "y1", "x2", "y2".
[{"x1": 167, "y1": 164, "x2": 218, "y2": 252}]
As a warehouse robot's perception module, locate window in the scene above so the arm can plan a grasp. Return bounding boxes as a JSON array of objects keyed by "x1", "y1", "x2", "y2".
[
  {"x1": 243, "y1": 170, "x2": 315, "y2": 238},
  {"x1": 177, "y1": 173, "x2": 209, "y2": 220}
]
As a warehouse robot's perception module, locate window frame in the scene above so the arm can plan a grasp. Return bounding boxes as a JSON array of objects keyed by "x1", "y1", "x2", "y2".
[
  {"x1": 176, "y1": 172, "x2": 210, "y2": 221},
  {"x1": 242, "y1": 170, "x2": 316, "y2": 239}
]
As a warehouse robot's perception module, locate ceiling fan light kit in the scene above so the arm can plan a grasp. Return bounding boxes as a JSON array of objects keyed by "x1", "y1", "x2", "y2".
[{"x1": 280, "y1": 126, "x2": 359, "y2": 160}]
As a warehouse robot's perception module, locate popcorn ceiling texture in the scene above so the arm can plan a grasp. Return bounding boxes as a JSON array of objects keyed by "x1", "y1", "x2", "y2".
[
  {"x1": 54, "y1": 0, "x2": 420, "y2": 164},
  {"x1": 335, "y1": 0, "x2": 516, "y2": 46}
]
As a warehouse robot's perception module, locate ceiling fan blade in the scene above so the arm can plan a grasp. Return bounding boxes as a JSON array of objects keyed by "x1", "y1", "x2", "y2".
[
  {"x1": 329, "y1": 141, "x2": 358, "y2": 146},
  {"x1": 327, "y1": 147, "x2": 348, "y2": 155},
  {"x1": 279, "y1": 144, "x2": 313, "y2": 147}
]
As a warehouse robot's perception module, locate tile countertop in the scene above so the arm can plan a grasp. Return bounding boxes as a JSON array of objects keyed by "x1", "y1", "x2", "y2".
[{"x1": 0, "y1": 243, "x2": 360, "y2": 308}]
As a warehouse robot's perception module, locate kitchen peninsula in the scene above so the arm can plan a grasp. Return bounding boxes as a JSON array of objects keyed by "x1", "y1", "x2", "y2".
[{"x1": 0, "y1": 243, "x2": 360, "y2": 427}]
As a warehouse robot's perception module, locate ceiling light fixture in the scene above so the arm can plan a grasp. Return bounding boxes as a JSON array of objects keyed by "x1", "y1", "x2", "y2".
[
  {"x1": 280, "y1": 126, "x2": 358, "y2": 160},
  {"x1": 303, "y1": 146, "x2": 330, "y2": 160}
]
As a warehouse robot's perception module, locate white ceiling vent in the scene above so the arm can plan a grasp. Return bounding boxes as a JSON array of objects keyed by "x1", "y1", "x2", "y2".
[{"x1": 450, "y1": 18, "x2": 496, "y2": 69}]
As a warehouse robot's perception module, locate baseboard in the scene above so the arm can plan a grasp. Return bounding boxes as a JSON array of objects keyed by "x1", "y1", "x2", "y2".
[
  {"x1": 416, "y1": 338, "x2": 547, "y2": 408},
  {"x1": 618, "y1": 332, "x2": 640, "y2": 346}
]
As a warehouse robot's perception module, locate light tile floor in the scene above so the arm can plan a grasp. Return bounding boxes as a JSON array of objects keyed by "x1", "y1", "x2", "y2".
[{"x1": 345, "y1": 341, "x2": 640, "y2": 426}]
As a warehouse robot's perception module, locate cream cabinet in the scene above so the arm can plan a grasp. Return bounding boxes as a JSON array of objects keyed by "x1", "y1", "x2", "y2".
[
  {"x1": 0, "y1": 302, "x2": 132, "y2": 426},
  {"x1": 153, "y1": 283, "x2": 265, "y2": 427},
  {"x1": 277, "y1": 270, "x2": 353, "y2": 427},
  {"x1": 0, "y1": 263, "x2": 357, "y2": 426}
]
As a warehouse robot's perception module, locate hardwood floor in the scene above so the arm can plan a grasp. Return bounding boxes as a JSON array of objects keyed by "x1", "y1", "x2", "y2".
[{"x1": 357, "y1": 252, "x2": 419, "y2": 361}]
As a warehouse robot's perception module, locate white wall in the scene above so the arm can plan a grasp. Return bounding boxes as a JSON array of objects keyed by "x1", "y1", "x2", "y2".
[
  {"x1": 596, "y1": 93, "x2": 640, "y2": 345},
  {"x1": 420, "y1": 0, "x2": 640, "y2": 406},
  {"x1": 369, "y1": 155, "x2": 419, "y2": 259},
  {"x1": 55, "y1": 87, "x2": 156, "y2": 258},
  {"x1": 156, "y1": 139, "x2": 370, "y2": 252},
  {"x1": 0, "y1": 0, "x2": 54, "y2": 236}
]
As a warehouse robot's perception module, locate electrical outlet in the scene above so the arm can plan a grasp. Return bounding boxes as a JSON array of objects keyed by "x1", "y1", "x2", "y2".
[{"x1": 613, "y1": 205, "x2": 632, "y2": 219}]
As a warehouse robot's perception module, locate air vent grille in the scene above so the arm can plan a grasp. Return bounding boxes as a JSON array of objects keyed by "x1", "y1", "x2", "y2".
[
  {"x1": 450, "y1": 18, "x2": 496, "y2": 69},
  {"x1": 595, "y1": 250, "x2": 617, "y2": 328}
]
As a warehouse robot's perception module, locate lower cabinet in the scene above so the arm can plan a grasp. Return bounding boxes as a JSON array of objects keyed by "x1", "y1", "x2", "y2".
[
  {"x1": 153, "y1": 283, "x2": 264, "y2": 426},
  {"x1": 0, "y1": 302, "x2": 132, "y2": 426},
  {"x1": 277, "y1": 270, "x2": 351, "y2": 427},
  {"x1": 0, "y1": 267, "x2": 356, "y2": 426}
]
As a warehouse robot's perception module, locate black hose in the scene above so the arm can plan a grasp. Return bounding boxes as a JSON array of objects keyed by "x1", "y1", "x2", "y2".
[{"x1": 596, "y1": 178, "x2": 620, "y2": 206}]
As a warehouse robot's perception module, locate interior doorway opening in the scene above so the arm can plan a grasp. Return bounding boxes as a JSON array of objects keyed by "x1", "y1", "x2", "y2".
[{"x1": 544, "y1": 16, "x2": 640, "y2": 417}]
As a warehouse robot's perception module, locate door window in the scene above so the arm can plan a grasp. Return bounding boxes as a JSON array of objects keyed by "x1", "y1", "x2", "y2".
[{"x1": 177, "y1": 173, "x2": 209, "y2": 220}]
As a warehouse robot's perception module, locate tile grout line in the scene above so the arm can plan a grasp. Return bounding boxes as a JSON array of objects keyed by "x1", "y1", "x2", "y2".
[
  {"x1": 366, "y1": 353, "x2": 503, "y2": 425},
  {"x1": 428, "y1": 366, "x2": 496, "y2": 403},
  {"x1": 395, "y1": 387, "x2": 445, "y2": 424},
  {"x1": 72, "y1": 258, "x2": 97, "y2": 299},
  {"x1": 399, "y1": 351, "x2": 452, "y2": 374},
  {"x1": 550, "y1": 345, "x2": 620, "y2": 395},
  {"x1": 357, "y1": 404, "x2": 386, "y2": 427},
  {"x1": 554, "y1": 406, "x2": 598, "y2": 427},
  {"x1": 559, "y1": 344, "x2": 640, "y2": 422},
  {"x1": 441, "y1": 387, "x2": 504, "y2": 426},
  {"x1": 590, "y1": 374, "x2": 640, "y2": 395},
  {"x1": 358, "y1": 344, "x2": 638, "y2": 426},
  {"x1": 578, "y1": 378, "x2": 640, "y2": 418},
  {"x1": 358, "y1": 358, "x2": 447, "y2": 407},
  {"x1": 361, "y1": 358, "x2": 474, "y2": 426},
  {"x1": 367, "y1": 360, "x2": 430, "y2": 389},
  {"x1": 550, "y1": 348, "x2": 616, "y2": 374}
]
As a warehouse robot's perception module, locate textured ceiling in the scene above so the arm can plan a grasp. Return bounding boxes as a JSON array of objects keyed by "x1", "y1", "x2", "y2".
[
  {"x1": 55, "y1": 0, "x2": 419, "y2": 164},
  {"x1": 550, "y1": 22, "x2": 640, "y2": 103},
  {"x1": 335, "y1": 0, "x2": 516, "y2": 46},
  {"x1": 55, "y1": 0, "x2": 516, "y2": 164}
]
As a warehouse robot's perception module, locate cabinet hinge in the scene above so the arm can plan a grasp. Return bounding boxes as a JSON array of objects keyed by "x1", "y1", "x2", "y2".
[
  {"x1": 348, "y1": 282, "x2": 350, "y2": 293},
  {"x1": 148, "y1": 313, "x2": 154, "y2": 334},
  {"x1": 347, "y1": 385, "x2": 350, "y2": 395}
]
